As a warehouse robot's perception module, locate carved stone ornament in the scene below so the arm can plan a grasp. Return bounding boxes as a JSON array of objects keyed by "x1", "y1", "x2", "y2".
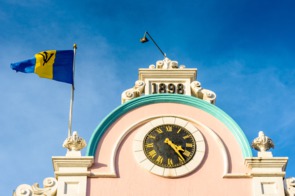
[
  {"x1": 285, "y1": 177, "x2": 295, "y2": 195},
  {"x1": 121, "y1": 80, "x2": 145, "y2": 103},
  {"x1": 14, "y1": 177, "x2": 57, "y2": 196},
  {"x1": 190, "y1": 81, "x2": 216, "y2": 104},
  {"x1": 251, "y1": 131, "x2": 274, "y2": 152},
  {"x1": 148, "y1": 57, "x2": 185, "y2": 69},
  {"x1": 63, "y1": 131, "x2": 86, "y2": 151}
]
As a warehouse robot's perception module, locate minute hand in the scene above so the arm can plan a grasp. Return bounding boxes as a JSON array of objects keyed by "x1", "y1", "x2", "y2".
[{"x1": 164, "y1": 138, "x2": 185, "y2": 161}]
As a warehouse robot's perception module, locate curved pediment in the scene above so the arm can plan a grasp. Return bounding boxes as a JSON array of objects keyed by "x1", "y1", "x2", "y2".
[{"x1": 87, "y1": 94, "x2": 252, "y2": 158}]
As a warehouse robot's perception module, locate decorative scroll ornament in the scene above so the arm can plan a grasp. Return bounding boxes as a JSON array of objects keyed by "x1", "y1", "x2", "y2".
[
  {"x1": 251, "y1": 131, "x2": 274, "y2": 152},
  {"x1": 285, "y1": 177, "x2": 295, "y2": 195},
  {"x1": 121, "y1": 80, "x2": 145, "y2": 103},
  {"x1": 148, "y1": 57, "x2": 185, "y2": 69},
  {"x1": 190, "y1": 81, "x2": 216, "y2": 104},
  {"x1": 63, "y1": 131, "x2": 86, "y2": 151},
  {"x1": 14, "y1": 177, "x2": 57, "y2": 196}
]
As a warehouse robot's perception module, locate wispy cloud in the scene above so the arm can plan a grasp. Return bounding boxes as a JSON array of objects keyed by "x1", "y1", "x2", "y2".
[{"x1": 1, "y1": 0, "x2": 295, "y2": 194}]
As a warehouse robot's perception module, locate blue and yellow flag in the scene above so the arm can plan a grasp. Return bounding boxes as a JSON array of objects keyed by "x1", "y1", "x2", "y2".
[{"x1": 11, "y1": 50, "x2": 74, "y2": 84}]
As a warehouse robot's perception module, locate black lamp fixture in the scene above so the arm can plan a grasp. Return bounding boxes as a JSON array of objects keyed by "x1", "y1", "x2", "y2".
[{"x1": 140, "y1": 31, "x2": 166, "y2": 57}]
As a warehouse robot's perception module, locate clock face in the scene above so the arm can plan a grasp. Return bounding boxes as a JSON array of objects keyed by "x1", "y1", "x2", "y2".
[
  {"x1": 133, "y1": 117, "x2": 205, "y2": 178},
  {"x1": 143, "y1": 124, "x2": 196, "y2": 168}
]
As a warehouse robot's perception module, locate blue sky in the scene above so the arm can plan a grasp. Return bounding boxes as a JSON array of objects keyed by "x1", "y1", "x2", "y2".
[{"x1": 1, "y1": 0, "x2": 295, "y2": 194}]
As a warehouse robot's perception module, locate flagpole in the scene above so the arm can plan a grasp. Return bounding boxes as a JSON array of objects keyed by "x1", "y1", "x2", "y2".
[{"x1": 68, "y1": 44, "x2": 77, "y2": 137}]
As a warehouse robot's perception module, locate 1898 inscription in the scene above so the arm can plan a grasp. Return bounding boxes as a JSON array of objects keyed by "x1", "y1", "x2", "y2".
[{"x1": 151, "y1": 83, "x2": 184, "y2": 94}]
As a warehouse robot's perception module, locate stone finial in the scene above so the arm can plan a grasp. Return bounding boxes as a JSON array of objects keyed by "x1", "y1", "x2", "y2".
[
  {"x1": 63, "y1": 131, "x2": 86, "y2": 152},
  {"x1": 251, "y1": 131, "x2": 274, "y2": 152}
]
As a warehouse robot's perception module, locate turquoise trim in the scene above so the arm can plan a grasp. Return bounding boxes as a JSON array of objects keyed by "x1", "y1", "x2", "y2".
[{"x1": 86, "y1": 94, "x2": 252, "y2": 158}]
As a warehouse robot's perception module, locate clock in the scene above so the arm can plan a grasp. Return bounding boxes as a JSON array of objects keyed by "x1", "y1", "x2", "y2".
[
  {"x1": 143, "y1": 124, "x2": 196, "y2": 168},
  {"x1": 133, "y1": 117, "x2": 205, "y2": 178}
]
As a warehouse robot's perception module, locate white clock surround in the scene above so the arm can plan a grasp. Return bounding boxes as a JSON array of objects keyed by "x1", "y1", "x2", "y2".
[{"x1": 133, "y1": 116, "x2": 206, "y2": 178}]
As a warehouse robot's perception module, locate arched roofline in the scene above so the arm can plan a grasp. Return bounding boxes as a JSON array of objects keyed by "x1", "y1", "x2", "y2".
[{"x1": 86, "y1": 94, "x2": 252, "y2": 158}]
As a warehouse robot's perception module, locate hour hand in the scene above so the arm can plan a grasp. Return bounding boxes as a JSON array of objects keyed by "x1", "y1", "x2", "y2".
[{"x1": 164, "y1": 138, "x2": 185, "y2": 161}]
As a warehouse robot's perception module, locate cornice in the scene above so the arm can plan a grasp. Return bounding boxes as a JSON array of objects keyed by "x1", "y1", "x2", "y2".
[
  {"x1": 52, "y1": 156, "x2": 94, "y2": 171},
  {"x1": 245, "y1": 157, "x2": 288, "y2": 170}
]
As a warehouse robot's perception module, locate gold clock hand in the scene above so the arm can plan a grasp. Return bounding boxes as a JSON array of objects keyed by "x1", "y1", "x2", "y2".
[
  {"x1": 164, "y1": 138, "x2": 185, "y2": 161},
  {"x1": 176, "y1": 145, "x2": 184, "y2": 152}
]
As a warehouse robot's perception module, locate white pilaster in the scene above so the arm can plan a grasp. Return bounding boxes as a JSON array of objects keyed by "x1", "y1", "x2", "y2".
[
  {"x1": 52, "y1": 156, "x2": 93, "y2": 196},
  {"x1": 245, "y1": 157, "x2": 288, "y2": 196}
]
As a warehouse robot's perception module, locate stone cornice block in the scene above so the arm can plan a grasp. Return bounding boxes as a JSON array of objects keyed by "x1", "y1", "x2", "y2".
[
  {"x1": 245, "y1": 157, "x2": 288, "y2": 176},
  {"x1": 52, "y1": 156, "x2": 94, "y2": 173},
  {"x1": 138, "y1": 68, "x2": 197, "y2": 81}
]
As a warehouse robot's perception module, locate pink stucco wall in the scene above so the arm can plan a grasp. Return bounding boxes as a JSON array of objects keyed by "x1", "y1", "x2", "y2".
[{"x1": 87, "y1": 103, "x2": 252, "y2": 195}]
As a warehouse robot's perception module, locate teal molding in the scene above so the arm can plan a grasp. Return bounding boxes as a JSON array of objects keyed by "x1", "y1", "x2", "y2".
[{"x1": 86, "y1": 94, "x2": 252, "y2": 158}]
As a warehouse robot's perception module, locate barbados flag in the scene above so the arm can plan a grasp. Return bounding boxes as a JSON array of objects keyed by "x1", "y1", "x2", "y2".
[{"x1": 11, "y1": 50, "x2": 74, "y2": 84}]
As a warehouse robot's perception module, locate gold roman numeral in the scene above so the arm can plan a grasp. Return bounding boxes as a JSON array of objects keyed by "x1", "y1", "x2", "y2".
[
  {"x1": 165, "y1": 126, "x2": 172, "y2": 132},
  {"x1": 155, "y1": 155, "x2": 163, "y2": 164},
  {"x1": 167, "y1": 158, "x2": 174, "y2": 167},
  {"x1": 177, "y1": 128, "x2": 182, "y2": 134},
  {"x1": 147, "y1": 134, "x2": 156, "y2": 139},
  {"x1": 148, "y1": 150, "x2": 157, "y2": 158},
  {"x1": 186, "y1": 143, "x2": 193, "y2": 148},
  {"x1": 183, "y1": 150, "x2": 191, "y2": 157},
  {"x1": 145, "y1": 143, "x2": 154, "y2": 148},
  {"x1": 155, "y1": 128, "x2": 163, "y2": 134},
  {"x1": 178, "y1": 157, "x2": 185, "y2": 164}
]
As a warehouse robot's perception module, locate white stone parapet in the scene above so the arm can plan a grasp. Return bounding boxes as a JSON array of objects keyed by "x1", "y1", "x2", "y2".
[{"x1": 121, "y1": 58, "x2": 216, "y2": 104}]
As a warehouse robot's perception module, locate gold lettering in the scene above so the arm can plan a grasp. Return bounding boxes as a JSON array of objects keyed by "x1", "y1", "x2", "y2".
[
  {"x1": 165, "y1": 126, "x2": 172, "y2": 132},
  {"x1": 178, "y1": 157, "x2": 185, "y2": 164},
  {"x1": 177, "y1": 128, "x2": 182, "y2": 134},
  {"x1": 148, "y1": 135, "x2": 156, "y2": 139},
  {"x1": 156, "y1": 155, "x2": 163, "y2": 164},
  {"x1": 148, "y1": 150, "x2": 157, "y2": 158},
  {"x1": 155, "y1": 128, "x2": 163, "y2": 134},
  {"x1": 167, "y1": 158, "x2": 173, "y2": 167},
  {"x1": 145, "y1": 143, "x2": 154, "y2": 148},
  {"x1": 183, "y1": 150, "x2": 191, "y2": 157},
  {"x1": 186, "y1": 143, "x2": 193, "y2": 148}
]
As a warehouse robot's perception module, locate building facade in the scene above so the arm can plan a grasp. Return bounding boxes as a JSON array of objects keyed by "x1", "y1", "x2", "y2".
[{"x1": 15, "y1": 58, "x2": 295, "y2": 196}]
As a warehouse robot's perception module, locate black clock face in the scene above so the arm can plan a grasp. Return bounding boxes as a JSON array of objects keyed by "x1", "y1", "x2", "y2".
[{"x1": 143, "y1": 124, "x2": 196, "y2": 168}]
